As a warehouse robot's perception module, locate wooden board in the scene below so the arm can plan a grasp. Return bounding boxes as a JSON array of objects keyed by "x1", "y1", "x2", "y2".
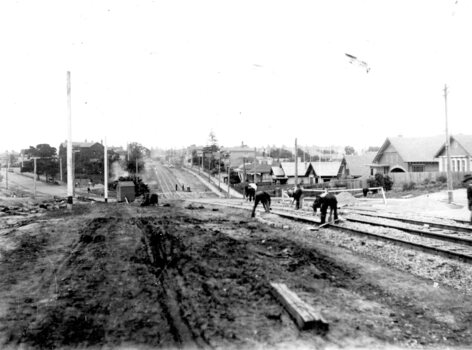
[{"x1": 270, "y1": 282, "x2": 329, "y2": 331}]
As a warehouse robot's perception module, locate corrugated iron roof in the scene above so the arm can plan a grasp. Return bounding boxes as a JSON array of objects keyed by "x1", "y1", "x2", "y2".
[
  {"x1": 117, "y1": 181, "x2": 135, "y2": 187},
  {"x1": 374, "y1": 136, "x2": 444, "y2": 163},
  {"x1": 311, "y1": 161, "x2": 342, "y2": 176},
  {"x1": 344, "y1": 152, "x2": 377, "y2": 177},
  {"x1": 60, "y1": 141, "x2": 102, "y2": 149},
  {"x1": 434, "y1": 134, "x2": 472, "y2": 157},
  {"x1": 271, "y1": 166, "x2": 285, "y2": 177},
  {"x1": 280, "y1": 162, "x2": 314, "y2": 177}
]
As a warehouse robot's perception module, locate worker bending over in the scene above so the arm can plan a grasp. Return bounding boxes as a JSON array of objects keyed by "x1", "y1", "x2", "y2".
[
  {"x1": 251, "y1": 191, "x2": 271, "y2": 218},
  {"x1": 312, "y1": 192, "x2": 338, "y2": 225}
]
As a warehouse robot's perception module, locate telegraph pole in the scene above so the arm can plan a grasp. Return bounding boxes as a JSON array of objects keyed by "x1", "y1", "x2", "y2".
[
  {"x1": 33, "y1": 157, "x2": 37, "y2": 199},
  {"x1": 295, "y1": 138, "x2": 298, "y2": 186},
  {"x1": 59, "y1": 157, "x2": 63, "y2": 182},
  {"x1": 227, "y1": 166, "x2": 231, "y2": 198},
  {"x1": 253, "y1": 147, "x2": 256, "y2": 183},
  {"x1": 218, "y1": 151, "x2": 221, "y2": 190},
  {"x1": 5, "y1": 151, "x2": 9, "y2": 190},
  {"x1": 66, "y1": 71, "x2": 73, "y2": 208},
  {"x1": 104, "y1": 138, "x2": 108, "y2": 203},
  {"x1": 444, "y1": 84, "x2": 453, "y2": 203}
]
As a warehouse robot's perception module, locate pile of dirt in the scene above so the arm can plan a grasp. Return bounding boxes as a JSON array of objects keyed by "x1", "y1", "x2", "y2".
[
  {"x1": 0, "y1": 197, "x2": 68, "y2": 218},
  {"x1": 336, "y1": 191, "x2": 358, "y2": 206}
]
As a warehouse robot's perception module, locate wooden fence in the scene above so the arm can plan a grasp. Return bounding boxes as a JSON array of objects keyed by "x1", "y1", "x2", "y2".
[{"x1": 388, "y1": 171, "x2": 468, "y2": 189}]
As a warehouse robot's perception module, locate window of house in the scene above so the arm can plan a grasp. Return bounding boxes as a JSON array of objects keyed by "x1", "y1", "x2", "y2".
[
  {"x1": 412, "y1": 164, "x2": 424, "y2": 172},
  {"x1": 452, "y1": 159, "x2": 456, "y2": 172},
  {"x1": 462, "y1": 159, "x2": 466, "y2": 172}
]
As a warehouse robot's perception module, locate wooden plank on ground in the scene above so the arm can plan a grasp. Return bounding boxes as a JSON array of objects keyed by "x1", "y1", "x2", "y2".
[{"x1": 270, "y1": 282, "x2": 329, "y2": 331}]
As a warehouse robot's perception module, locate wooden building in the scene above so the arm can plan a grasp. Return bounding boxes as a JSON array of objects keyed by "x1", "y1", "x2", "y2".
[{"x1": 116, "y1": 181, "x2": 135, "y2": 202}]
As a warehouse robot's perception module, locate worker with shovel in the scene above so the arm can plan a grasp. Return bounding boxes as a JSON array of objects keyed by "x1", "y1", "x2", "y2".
[{"x1": 312, "y1": 191, "x2": 338, "y2": 225}]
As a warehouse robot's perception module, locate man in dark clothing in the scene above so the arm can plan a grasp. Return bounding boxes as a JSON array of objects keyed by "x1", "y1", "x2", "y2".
[
  {"x1": 293, "y1": 185, "x2": 303, "y2": 210},
  {"x1": 251, "y1": 191, "x2": 271, "y2": 218},
  {"x1": 465, "y1": 174, "x2": 472, "y2": 224},
  {"x1": 312, "y1": 192, "x2": 338, "y2": 225},
  {"x1": 245, "y1": 185, "x2": 256, "y2": 202}
]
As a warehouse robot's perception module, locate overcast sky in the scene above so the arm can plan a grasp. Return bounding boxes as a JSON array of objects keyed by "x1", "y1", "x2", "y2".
[{"x1": 1, "y1": 0, "x2": 471, "y2": 154}]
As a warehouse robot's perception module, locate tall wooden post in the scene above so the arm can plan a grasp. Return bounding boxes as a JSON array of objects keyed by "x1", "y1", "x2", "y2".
[
  {"x1": 227, "y1": 166, "x2": 231, "y2": 198},
  {"x1": 33, "y1": 158, "x2": 37, "y2": 199},
  {"x1": 5, "y1": 151, "x2": 8, "y2": 190},
  {"x1": 243, "y1": 157, "x2": 247, "y2": 183},
  {"x1": 253, "y1": 148, "x2": 257, "y2": 183},
  {"x1": 295, "y1": 138, "x2": 298, "y2": 186},
  {"x1": 59, "y1": 156, "x2": 63, "y2": 182},
  {"x1": 218, "y1": 151, "x2": 221, "y2": 190},
  {"x1": 104, "y1": 138, "x2": 108, "y2": 203},
  {"x1": 444, "y1": 84, "x2": 453, "y2": 203},
  {"x1": 66, "y1": 71, "x2": 73, "y2": 208}
]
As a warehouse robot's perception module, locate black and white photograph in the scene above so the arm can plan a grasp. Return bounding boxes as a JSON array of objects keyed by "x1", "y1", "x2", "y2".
[{"x1": 1, "y1": 0, "x2": 472, "y2": 349}]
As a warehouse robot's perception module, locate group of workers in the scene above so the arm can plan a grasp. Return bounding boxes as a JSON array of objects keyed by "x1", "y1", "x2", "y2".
[{"x1": 247, "y1": 182, "x2": 338, "y2": 225}]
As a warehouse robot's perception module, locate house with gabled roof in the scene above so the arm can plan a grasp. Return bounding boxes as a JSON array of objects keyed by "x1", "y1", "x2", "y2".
[
  {"x1": 271, "y1": 165, "x2": 288, "y2": 184},
  {"x1": 280, "y1": 162, "x2": 316, "y2": 185},
  {"x1": 344, "y1": 152, "x2": 377, "y2": 179},
  {"x1": 236, "y1": 163, "x2": 273, "y2": 183},
  {"x1": 311, "y1": 160, "x2": 345, "y2": 182},
  {"x1": 371, "y1": 136, "x2": 444, "y2": 174},
  {"x1": 434, "y1": 134, "x2": 472, "y2": 172},
  {"x1": 220, "y1": 145, "x2": 258, "y2": 168}
]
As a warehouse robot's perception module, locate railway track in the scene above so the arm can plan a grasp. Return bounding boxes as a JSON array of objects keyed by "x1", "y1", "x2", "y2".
[
  {"x1": 152, "y1": 164, "x2": 182, "y2": 199},
  {"x1": 194, "y1": 198, "x2": 472, "y2": 265}
]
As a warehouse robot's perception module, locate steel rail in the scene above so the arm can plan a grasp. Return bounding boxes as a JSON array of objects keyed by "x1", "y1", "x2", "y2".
[
  {"x1": 344, "y1": 209, "x2": 472, "y2": 234},
  {"x1": 343, "y1": 216, "x2": 472, "y2": 246},
  {"x1": 194, "y1": 199, "x2": 472, "y2": 265}
]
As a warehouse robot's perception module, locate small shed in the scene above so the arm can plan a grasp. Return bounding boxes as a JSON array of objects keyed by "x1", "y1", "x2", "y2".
[{"x1": 116, "y1": 181, "x2": 135, "y2": 202}]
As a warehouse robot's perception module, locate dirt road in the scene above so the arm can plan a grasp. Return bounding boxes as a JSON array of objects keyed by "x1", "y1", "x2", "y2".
[{"x1": 1, "y1": 197, "x2": 472, "y2": 349}]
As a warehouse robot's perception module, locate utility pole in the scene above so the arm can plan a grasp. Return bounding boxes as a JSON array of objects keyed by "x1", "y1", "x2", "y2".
[
  {"x1": 218, "y1": 151, "x2": 221, "y2": 190},
  {"x1": 295, "y1": 138, "x2": 298, "y2": 186},
  {"x1": 227, "y1": 166, "x2": 231, "y2": 198},
  {"x1": 5, "y1": 151, "x2": 9, "y2": 190},
  {"x1": 444, "y1": 84, "x2": 453, "y2": 203},
  {"x1": 59, "y1": 157, "x2": 63, "y2": 182},
  {"x1": 33, "y1": 157, "x2": 37, "y2": 199},
  {"x1": 104, "y1": 138, "x2": 108, "y2": 203},
  {"x1": 208, "y1": 153, "x2": 211, "y2": 183},
  {"x1": 66, "y1": 71, "x2": 73, "y2": 208},
  {"x1": 243, "y1": 157, "x2": 247, "y2": 183},
  {"x1": 253, "y1": 147, "x2": 256, "y2": 183}
]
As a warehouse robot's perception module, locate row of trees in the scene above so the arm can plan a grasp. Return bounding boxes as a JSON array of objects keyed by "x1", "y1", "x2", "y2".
[{"x1": 18, "y1": 142, "x2": 150, "y2": 183}]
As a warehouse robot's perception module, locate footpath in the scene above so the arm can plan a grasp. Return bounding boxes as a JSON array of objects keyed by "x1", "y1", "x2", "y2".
[{"x1": 183, "y1": 166, "x2": 243, "y2": 199}]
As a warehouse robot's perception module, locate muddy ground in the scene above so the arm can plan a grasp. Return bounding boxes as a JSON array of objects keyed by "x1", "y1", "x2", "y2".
[{"x1": 1, "y1": 199, "x2": 472, "y2": 349}]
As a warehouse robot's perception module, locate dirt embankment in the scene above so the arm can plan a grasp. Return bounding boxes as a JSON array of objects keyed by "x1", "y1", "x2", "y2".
[{"x1": 1, "y1": 201, "x2": 472, "y2": 349}]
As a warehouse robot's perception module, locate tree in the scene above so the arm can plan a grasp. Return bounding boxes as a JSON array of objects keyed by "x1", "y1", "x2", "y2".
[
  {"x1": 367, "y1": 146, "x2": 380, "y2": 152},
  {"x1": 21, "y1": 144, "x2": 58, "y2": 180},
  {"x1": 203, "y1": 131, "x2": 220, "y2": 171},
  {"x1": 270, "y1": 148, "x2": 293, "y2": 160},
  {"x1": 344, "y1": 146, "x2": 356, "y2": 155},
  {"x1": 127, "y1": 142, "x2": 150, "y2": 173}
]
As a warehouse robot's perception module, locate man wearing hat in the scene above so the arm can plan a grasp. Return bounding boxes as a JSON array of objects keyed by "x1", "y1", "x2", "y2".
[{"x1": 464, "y1": 174, "x2": 472, "y2": 224}]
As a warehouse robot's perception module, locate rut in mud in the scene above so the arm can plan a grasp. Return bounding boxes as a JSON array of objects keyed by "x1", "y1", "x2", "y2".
[{"x1": 2, "y1": 203, "x2": 472, "y2": 349}]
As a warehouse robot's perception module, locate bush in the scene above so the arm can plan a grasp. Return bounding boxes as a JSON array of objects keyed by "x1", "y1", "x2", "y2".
[
  {"x1": 437, "y1": 175, "x2": 447, "y2": 184},
  {"x1": 402, "y1": 181, "x2": 416, "y2": 191},
  {"x1": 367, "y1": 174, "x2": 393, "y2": 191}
]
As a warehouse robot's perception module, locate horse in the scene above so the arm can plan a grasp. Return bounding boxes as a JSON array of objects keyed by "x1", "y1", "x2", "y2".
[{"x1": 312, "y1": 193, "x2": 338, "y2": 224}]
